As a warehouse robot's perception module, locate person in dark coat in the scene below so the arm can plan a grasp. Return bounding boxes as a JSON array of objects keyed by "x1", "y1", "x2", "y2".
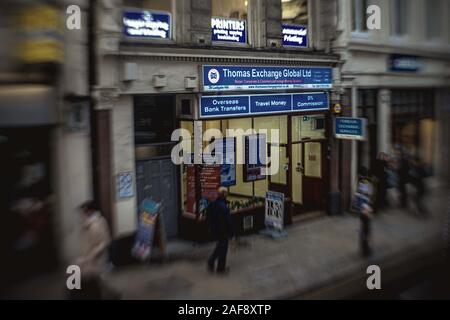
[
  {"x1": 206, "y1": 187, "x2": 234, "y2": 274},
  {"x1": 398, "y1": 149, "x2": 411, "y2": 209},
  {"x1": 373, "y1": 152, "x2": 389, "y2": 212},
  {"x1": 410, "y1": 157, "x2": 428, "y2": 215}
]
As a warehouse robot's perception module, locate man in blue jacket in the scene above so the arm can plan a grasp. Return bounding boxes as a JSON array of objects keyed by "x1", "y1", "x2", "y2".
[{"x1": 207, "y1": 187, "x2": 234, "y2": 274}]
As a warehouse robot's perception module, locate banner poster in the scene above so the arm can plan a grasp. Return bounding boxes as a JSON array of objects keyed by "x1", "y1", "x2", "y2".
[
  {"x1": 265, "y1": 191, "x2": 285, "y2": 231},
  {"x1": 244, "y1": 134, "x2": 267, "y2": 182},
  {"x1": 198, "y1": 165, "x2": 221, "y2": 218},
  {"x1": 131, "y1": 198, "x2": 161, "y2": 261}
]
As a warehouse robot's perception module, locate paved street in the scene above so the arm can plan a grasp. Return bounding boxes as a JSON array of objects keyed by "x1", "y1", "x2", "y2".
[{"x1": 5, "y1": 182, "x2": 449, "y2": 300}]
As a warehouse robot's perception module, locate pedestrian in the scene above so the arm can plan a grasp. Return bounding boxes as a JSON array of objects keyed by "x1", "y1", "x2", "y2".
[
  {"x1": 71, "y1": 200, "x2": 112, "y2": 299},
  {"x1": 410, "y1": 157, "x2": 428, "y2": 216},
  {"x1": 355, "y1": 168, "x2": 374, "y2": 257},
  {"x1": 398, "y1": 148, "x2": 411, "y2": 209},
  {"x1": 206, "y1": 187, "x2": 234, "y2": 274},
  {"x1": 373, "y1": 152, "x2": 389, "y2": 212}
]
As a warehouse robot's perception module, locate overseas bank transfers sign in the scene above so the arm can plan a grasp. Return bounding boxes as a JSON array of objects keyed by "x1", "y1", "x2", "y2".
[
  {"x1": 202, "y1": 66, "x2": 332, "y2": 91},
  {"x1": 282, "y1": 24, "x2": 308, "y2": 47},
  {"x1": 200, "y1": 92, "x2": 329, "y2": 118},
  {"x1": 335, "y1": 117, "x2": 367, "y2": 140},
  {"x1": 211, "y1": 17, "x2": 246, "y2": 43},
  {"x1": 123, "y1": 10, "x2": 171, "y2": 39}
]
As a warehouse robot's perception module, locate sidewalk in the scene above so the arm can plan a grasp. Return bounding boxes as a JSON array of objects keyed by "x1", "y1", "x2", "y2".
[{"x1": 5, "y1": 185, "x2": 449, "y2": 299}]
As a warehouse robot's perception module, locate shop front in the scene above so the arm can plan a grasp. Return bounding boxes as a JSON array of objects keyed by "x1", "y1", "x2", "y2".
[{"x1": 174, "y1": 65, "x2": 333, "y2": 241}]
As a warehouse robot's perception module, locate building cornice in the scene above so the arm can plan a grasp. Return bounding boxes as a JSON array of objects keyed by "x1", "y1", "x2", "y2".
[{"x1": 110, "y1": 45, "x2": 339, "y2": 67}]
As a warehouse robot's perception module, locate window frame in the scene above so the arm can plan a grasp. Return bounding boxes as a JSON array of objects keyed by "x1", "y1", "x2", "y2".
[{"x1": 211, "y1": 0, "x2": 252, "y2": 47}]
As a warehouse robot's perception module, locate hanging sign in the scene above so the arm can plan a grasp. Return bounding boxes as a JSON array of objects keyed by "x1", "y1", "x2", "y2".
[{"x1": 335, "y1": 117, "x2": 367, "y2": 140}]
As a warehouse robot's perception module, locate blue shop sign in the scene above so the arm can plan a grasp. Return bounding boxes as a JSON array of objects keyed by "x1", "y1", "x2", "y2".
[
  {"x1": 335, "y1": 117, "x2": 367, "y2": 140},
  {"x1": 212, "y1": 17, "x2": 246, "y2": 44},
  {"x1": 282, "y1": 24, "x2": 308, "y2": 47},
  {"x1": 200, "y1": 92, "x2": 329, "y2": 118},
  {"x1": 202, "y1": 65, "x2": 332, "y2": 92},
  {"x1": 123, "y1": 10, "x2": 171, "y2": 39},
  {"x1": 389, "y1": 54, "x2": 420, "y2": 72}
]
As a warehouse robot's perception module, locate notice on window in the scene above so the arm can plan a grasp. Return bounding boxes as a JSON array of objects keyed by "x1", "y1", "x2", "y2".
[{"x1": 211, "y1": 17, "x2": 246, "y2": 43}]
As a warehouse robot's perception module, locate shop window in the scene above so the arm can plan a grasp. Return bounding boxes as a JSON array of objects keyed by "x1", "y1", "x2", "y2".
[
  {"x1": 351, "y1": 0, "x2": 368, "y2": 33},
  {"x1": 390, "y1": 0, "x2": 410, "y2": 37},
  {"x1": 291, "y1": 115, "x2": 325, "y2": 141},
  {"x1": 134, "y1": 95, "x2": 175, "y2": 145},
  {"x1": 282, "y1": 0, "x2": 309, "y2": 47},
  {"x1": 123, "y1": 0, "x2": 173, "y2": 40},
  {"x1": 425, "y1": 0, "x2": 443, "y2": 40},
  {"x1": 211, "y1": 0, "x2": 248, "y2": 44}
]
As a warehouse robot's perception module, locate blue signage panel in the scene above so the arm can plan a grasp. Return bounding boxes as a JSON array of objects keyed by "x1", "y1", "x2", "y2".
[
  {"x1": 389, "y1": 54, "x2": 420, "y2": 72},
  {"x1": 250, "y1": 94, "x2": 292, "y2": 114},
  {"x1": 282, "y1": 24, "x2": 308, "y2": 47},
  {"x1": 203, "y1": 65, "x2": 332, "y2": 91},
  {"x1": 123, "y1": 10, "x2": 171, "y2": 39},
  {"x1": 335, "y1": 117, "x2": 367, "y2": 140},
  {"x1": 200, "y1": 92, "x2": 329, "y2": 118},
  {"x1": 200, "y1": 95, "x2": 249, "y2": 118},
  {"x1": 293, "y1": 92, "x2": 329, "y2": 111},
  {"x1": 211, "y1": 17, "x2": 246, "y2": 43}
]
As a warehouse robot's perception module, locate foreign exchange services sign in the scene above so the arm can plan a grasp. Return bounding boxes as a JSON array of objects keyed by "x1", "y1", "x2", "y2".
[
  {"x1": 211, "y1": 17, "x2": 246, "y2": 43},
  {"x1": 200, "y1": 92, "x2": 329, "y2": 118},
  {"x1": 334, "y1": 117, "x2": 367, "y2": 140},
  {"x1": 123, "y1": 10, "x2": 171, "y2": 39},
  {"x1": 282, "y1": 24, "x2": 308, "y2": 47},
  {"x1": 202, "y1": 65, "x2": 332, "y2": 91}
]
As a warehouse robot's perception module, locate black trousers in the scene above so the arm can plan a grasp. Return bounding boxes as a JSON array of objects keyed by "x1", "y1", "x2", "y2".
[
  {"x1": 360, "y1": 215, "x2": 371, "y2": 256},
  {"x1": 208, "y1": 238, "x2": 229, "y2": 272}
]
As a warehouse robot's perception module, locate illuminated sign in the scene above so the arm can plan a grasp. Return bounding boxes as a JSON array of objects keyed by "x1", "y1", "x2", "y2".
[
  {"x1": 282, "y1": 24, "x2": 308, "y2": 47},
  {"x1": 211, "y1": 17, "x2": 246, "y2": 43},
  {"x1": 123, "y1": 10, "x2": 171, "y2": 39}
]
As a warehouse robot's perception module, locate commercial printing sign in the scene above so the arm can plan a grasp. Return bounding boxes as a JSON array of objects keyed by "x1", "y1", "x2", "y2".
[
  {"x1": 282, "y1": 24, "x2": 308, "y2": 47},
  {"x1": 335, "y1": 117, "x2": 367, "y2": 140},
  {"x1": 200, "y1": 92, "x2": 329, "y2": 118},
  {"x1": 202, "y1": 65, "x2": 332, "y2": 91},
  {"x1": 123, "y1": 10, "x2": 171, "y2": 39},
  {"x1": 211, "y1": 17, "x2": 246, "y2": 43}
]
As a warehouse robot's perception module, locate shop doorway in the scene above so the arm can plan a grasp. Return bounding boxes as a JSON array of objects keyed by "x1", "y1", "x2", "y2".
[
  {"x1": 290, "y1": 115, "x2": 327, "y2": 213},
  {"x1": 136, "y1": 158, "x2": 179, "y2": 238}
]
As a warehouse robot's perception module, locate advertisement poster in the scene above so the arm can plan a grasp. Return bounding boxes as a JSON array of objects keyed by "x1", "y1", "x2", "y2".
[
  {"x1": 131, "y1": 199, "x2": 161, "y2": 261},
  {"x1": 265, "y1": 191, "x2": 285, "y2": 231},
  {"x1": 185, "y1": 165, "x2": 197, "y2": 216},
  {"x1": 282, "y1": 24, "x2": 308, "y2": 47},
  {"x1": 198, "y1": 165, "x2": 221, "y2": 217},
  {"x1": 214, "y1": 137, "x2": 236, "y2": 187},
  {"x1": 244, "y1": 134, "x2": 267, "y2": 182}
]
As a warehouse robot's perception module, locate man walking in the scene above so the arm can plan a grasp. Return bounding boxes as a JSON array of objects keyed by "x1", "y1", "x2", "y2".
[{"x1": 207, "y1": 187, "x2": 234, "y2": 274}]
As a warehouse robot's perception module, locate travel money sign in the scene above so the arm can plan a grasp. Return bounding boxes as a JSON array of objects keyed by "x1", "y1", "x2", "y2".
[{"x1": 203, "y1": 65, "x2": 332, "y2": 91}]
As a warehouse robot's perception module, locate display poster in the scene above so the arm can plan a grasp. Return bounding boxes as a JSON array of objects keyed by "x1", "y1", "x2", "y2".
[{"x1": 244, "y1": 134, "x2": 267, "y2": 182}]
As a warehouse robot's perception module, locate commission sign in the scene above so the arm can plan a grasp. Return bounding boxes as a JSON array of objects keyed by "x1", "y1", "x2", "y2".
[{"x1": 202, "y1": 65, "x2": 332, "y2": 92}]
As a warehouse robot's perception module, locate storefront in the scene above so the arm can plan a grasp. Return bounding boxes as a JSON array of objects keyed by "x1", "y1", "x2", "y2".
[{"x1": 129, "y1": 64, "x2": 334, "y2": 241}]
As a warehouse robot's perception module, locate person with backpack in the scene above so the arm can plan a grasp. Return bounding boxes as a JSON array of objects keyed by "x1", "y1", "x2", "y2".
[{"x1": 206, "y1": 187, "x2": 234, "y2": 274}]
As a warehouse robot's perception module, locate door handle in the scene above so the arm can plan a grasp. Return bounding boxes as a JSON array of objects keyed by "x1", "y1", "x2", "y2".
[{"x1": 296, "y1": 162, "x2": 304, "y2": 173}]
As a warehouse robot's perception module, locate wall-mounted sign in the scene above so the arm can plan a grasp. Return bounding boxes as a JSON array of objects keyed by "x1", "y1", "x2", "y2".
[
  {"x1": 389, "y1": 54, "x2": 420, "y2": 72},
  {"x1": 265, "y1": 191, "x2": 284, "y2": 231},
  {"x1": 123, "y1": 10, "x2": 171, "y2": 39},
  {"x1": 244, "y1": 134, "x2": 266, "y2": 182},
  {"x1": 117, "y1": 171, "x2": 134, "y2": 199},
  {"x1": 200, "y1": 92, "x2": 329, "y2": 118},
  {"x1": 282, "y1": 24, "x2": 308, "y2": 47},
  {"x1": 335, "y1": 117, "x2": 367, "y2": 140},
  {"x1": 202, "y1": 65, "x2": 332, "y2": 92},
  {"x1": 211, "y1": 17, "x2": 246, "y2": 43}
]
